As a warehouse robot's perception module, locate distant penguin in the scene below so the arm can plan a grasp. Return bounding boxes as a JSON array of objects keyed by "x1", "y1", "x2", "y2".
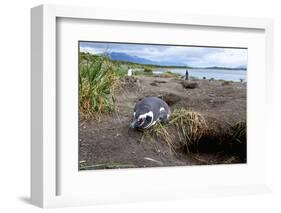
[
  {"x1": 127, "y1": 68, "x2": 132, "y2": 76},
  {"x1": 130, "y1": 97, "x2": 171, "y2": 129}
]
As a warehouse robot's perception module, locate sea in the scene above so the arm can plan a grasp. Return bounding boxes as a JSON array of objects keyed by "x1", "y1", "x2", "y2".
[{"x1": 153, "y1": 68, "x2": 247, "y2": 82}]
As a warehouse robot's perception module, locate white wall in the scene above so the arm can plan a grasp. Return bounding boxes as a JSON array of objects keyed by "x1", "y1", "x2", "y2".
[{"x1": 0, "y1": 0, "x2": 280, "y2": 212}]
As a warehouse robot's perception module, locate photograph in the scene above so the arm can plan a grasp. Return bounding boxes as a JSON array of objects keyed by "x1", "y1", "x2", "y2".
[{"x1": 78, "y1": 41, "x2": 247, "y2": 170}]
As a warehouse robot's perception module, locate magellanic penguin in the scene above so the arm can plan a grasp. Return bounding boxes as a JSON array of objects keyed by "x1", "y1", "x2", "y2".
[{"x1": 130, "y1": 97, "x2": 171, "y2": 129}]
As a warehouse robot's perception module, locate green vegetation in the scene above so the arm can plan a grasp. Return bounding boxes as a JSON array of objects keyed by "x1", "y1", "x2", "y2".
[
  {"x1": 79, "y1": 53, "x2": 119, "y2": 119},
  {"x1": 134, "y1": 70, "x2": 181, "y2": 78},
  {"x1": 154, "y1": 71, "x2": 181, "y2": 78},
  {"x1": 114, "y1": 67, "x2": 128, "y2": 77},
  {"x1": 79, "y1": 51, "x2": 246, "y2": 166},
  {"x1": 144, "y1": 67, "x2": 153, "y2": 72},
  {"x1": 79, "y1": 52, "x2": 184, "y2": 119},
  {"x1": 134, "y1": 70, "x2": 154, "y2": 76}
]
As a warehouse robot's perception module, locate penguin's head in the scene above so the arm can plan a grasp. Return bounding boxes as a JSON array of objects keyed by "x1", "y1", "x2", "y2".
[{"x1": 130, "y1": 108, "x2": 153, "y2": 129}]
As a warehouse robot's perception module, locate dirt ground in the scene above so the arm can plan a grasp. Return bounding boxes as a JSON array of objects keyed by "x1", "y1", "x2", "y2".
[{"x1": 79, "y1": 76, "x2": 247, "y2": 170}]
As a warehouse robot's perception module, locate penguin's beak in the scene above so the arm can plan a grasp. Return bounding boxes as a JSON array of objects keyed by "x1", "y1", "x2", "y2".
[{"x1": 129, "y1": 120, "x2": 138, "y2": 128}]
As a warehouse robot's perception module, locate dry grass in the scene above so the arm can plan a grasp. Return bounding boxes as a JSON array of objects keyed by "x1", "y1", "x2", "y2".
[
  {"x1": 143, "y1": 122, "x2": 177, "y2": 153},
  {"x1": 142, "y1": 108, "x2": 208, "y2": 153},
  {"x1": 170, "y1": 109, "x2": 208, "y2": 152}
]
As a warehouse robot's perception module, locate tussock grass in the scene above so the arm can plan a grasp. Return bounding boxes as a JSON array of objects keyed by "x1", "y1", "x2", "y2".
[
  {"x1": 79, "y1": 54, "x2": 119, "y2": 119},
  {"x1": 170, "y1": 109, "x2": 208, "y2": 152},
  {"x1": 144, "y1": 67, "x2": 153, "y2": 72},
  {"x1": 142, "y1": 108, "x2": 208, "y2": 153}
]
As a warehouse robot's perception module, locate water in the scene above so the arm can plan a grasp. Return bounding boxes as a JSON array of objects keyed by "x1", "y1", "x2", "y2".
[{"x1": 153, "y1": 68, "x2": 247, "y2": 82}]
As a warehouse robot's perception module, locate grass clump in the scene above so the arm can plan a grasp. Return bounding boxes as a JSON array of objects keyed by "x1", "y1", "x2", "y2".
[
  {"x1": 134, "y1": 70, "x2": 154, "y2": 76},
  {"x1": 114, "y1": 67, "x2": 128, "y2": 77},
  {"x1": 160, "y1": 71, "x2": 181, "y2": 78},
  {"x1": 79, "y1": 54, "x2": 119, "y2": 119},
  {"x1": 170, "y1": 109, "x2": 208, "y2": 152},
  {"x1": 144, "y1": 67, "x2": 153, "y2": 73},
  {"x1": 143, "y1": 122, "x2": 176, "y2": 153},
  {"x1": 142, "y1": 108, "x2": 208, "y2": 153}
]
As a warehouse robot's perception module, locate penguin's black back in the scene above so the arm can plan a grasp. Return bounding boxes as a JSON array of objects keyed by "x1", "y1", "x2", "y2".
[{"x1": 135, "y1": 97, "x2": 170, "y2": 118}]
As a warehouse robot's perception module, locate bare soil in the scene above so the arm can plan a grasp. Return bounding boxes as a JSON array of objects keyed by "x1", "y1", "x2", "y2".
[{"x1": 79, "y1": 76, "x2": 246, "y2": 170}]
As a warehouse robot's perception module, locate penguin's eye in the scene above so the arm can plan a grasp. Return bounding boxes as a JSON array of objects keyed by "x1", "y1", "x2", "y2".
[{"x1": 145, "y1": 116, "x2": 152, "y2": 123}]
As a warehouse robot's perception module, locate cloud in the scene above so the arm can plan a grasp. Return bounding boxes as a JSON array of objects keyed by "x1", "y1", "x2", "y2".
[
  {"x1": 198, "y1": 48, "x2": 248, "y2": 67},
  {"x1": 80, "y1": 42, "x2": 247, "y2": 68}
]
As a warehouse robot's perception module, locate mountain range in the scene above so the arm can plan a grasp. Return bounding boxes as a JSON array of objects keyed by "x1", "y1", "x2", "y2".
[
  {"x1": 107, "y1": 51, "x2": 246, "y2": 69},
  {"x1": 109, "y1": 52, "x2": 156, "y2": 65},
  {"x1": 108, "y1": 52, "x2": 187, "y2": 67}
]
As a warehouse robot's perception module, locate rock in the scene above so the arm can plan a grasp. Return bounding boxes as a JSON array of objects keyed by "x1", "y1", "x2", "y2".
[{"x1": 150, "y1": 82, "x2": 159, "y2": 86}]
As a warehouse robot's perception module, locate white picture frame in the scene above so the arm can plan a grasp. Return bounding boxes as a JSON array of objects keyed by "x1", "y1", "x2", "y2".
[{"x1": 31, "y1": 4, "x2": 274, "y2": 208}]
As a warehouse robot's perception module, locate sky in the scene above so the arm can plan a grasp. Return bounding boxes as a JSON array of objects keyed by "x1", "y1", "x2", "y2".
[{"x1": 80, "y1": 42, "x2": 248, "y2": 68}]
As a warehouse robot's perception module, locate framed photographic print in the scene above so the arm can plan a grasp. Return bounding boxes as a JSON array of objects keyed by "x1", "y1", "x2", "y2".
[{"x1": 31, "y1": 4, "x2": 274, "y2": 208}]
